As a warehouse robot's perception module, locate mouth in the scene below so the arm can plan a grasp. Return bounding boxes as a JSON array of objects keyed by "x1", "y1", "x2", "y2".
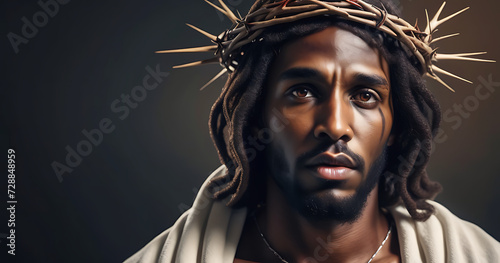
[
  {"x1": 312, "y1": 166, "x2": 354, "y2": 180},
  {"x1": 305, "y1": 153, "x2": 358, "y2": 181}
]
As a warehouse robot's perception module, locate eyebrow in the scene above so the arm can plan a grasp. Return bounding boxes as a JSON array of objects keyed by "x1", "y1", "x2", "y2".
[
  {"x1": 277, "y1": 67, "x2": 323, "y2": 82},
  {"x1": 276, "y1": 67, "x2": 389, "y2": 90},
  {"x1": 352, "y1": 73, "x2": 389, "y2": 89}
]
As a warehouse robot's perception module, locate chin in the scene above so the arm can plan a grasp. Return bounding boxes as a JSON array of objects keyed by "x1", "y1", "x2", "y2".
[{"x1": 296, "y1": 188, "x2": 371, "y2": 223}]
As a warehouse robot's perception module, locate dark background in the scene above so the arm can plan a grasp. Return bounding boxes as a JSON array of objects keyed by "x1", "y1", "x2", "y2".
[{"x1": 1, "y1": 0, "x2": 499, "y2": 262}]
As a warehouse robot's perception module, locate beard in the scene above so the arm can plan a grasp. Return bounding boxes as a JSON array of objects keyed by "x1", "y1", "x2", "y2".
[{"x1": 267, "y1": 143, "x2": 388, "y2": 223}]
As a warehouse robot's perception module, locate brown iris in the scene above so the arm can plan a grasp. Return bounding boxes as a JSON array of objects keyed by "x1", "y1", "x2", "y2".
[
  {"x1": 293, "y1": 87, "x2": 311, "y2": 98},
  {"x1": 359, "y1": 92, "x2": 372, "y2": 102}
]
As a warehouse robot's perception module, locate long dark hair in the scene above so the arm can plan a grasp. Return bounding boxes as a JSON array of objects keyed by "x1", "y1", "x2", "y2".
[{"x1": 207, "y1": 0, "x2": 442, "y2": 221}]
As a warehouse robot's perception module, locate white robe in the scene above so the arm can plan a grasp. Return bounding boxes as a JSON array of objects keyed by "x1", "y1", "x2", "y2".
[{"x1": 124, "y1": 165, "x2": 500, "y2": 263}]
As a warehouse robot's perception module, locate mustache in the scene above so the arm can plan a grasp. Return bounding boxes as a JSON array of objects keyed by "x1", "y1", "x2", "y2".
[{"x1": 297, "y1": 141, "x2": 365, "y2": 172}]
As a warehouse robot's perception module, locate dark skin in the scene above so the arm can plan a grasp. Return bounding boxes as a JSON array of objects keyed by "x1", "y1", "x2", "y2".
[{"x1": 235, "y1": 27, "x2": 400, "y2": 262}]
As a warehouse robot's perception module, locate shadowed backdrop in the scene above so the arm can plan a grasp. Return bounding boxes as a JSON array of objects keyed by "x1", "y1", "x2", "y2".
[{"x1": 1, "y1": 0, "x2": 499, "y2": 262}]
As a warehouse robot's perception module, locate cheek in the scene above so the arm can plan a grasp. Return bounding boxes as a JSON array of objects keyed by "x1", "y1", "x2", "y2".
[
  {"x1": 351, "y1": 107, "x2": 393, "y2": 159},
  {"x1": 267, "y1": 109, "x2": 315, "y2": 154}
]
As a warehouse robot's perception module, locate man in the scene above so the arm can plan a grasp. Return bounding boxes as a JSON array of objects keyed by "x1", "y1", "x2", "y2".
[{"x1": 125, "y1": 0, "x2": 500, "y2": 262}]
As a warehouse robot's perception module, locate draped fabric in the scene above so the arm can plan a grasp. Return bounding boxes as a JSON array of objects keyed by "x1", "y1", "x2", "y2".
[{"x1": 125, "y1": 166, "x2": 500, "y2": 263}]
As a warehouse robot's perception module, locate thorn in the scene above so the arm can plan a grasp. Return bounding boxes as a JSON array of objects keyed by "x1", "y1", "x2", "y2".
[
  {"x1": 434, "y1": 2, "x2": 447, "y2": 23},
  {"x1": 217, "y1": 0, "x2": 239, "y2": 23},
  {"x1": 173, "y1": 57, "x2": 219, "y2": 69},
  {"x1": 424, "y1": 9, "x2": 430, "y2": 35},
  {"x1": 204, "y1": 0, "x2": 231, "y2": 19},
  {"x1": 438, "y1": 7, "x2": 469, "y2": 26},
  {"x1": 186, "y1": 23, "x2": 217, "y2": 41},
  {"x1": 430, "y1": 33, "x2": 459, "y2": 44},
  {"x1": 200, "y1": 68, "x2": 228, "y2": 90},
  {"x1": 427, "y1": 72, "x2": 455, "y2": 92},
  {"x1": 426, "y1": 2, "x2": 446, "y2": 35},
  {"x1": 435, "y1": 52, "x2": 496, "y2": 63},
  {"x1": 426, "y1": 2, "x2": 469, "y2": 37},
  {"x1": 236, "y1": 10, "x2": 243, "y2": 20},
  {"x1": 433, "y1": 65, "x2": 472, "y2": 84},
  {"x1": 156, "y1": 45, "x2": 218, "y2": 53}
]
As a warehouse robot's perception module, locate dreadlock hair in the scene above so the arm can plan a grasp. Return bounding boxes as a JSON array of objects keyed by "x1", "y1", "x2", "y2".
[{"x1": 207, "y1": 0, "x2": 442, "y2": 221}]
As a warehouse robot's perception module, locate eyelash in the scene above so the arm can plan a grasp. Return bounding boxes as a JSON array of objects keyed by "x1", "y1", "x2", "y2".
[
  {"x1": 350, "y1": 88, "x2": 382, "y2": 109},
  {"x1": 287, "y1": 85, "x2": 316, "y2": 99}
]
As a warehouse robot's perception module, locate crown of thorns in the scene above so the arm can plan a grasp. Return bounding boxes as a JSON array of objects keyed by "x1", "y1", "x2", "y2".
[{"x1": 157, "y1": 0, "x2": 494, "y2": 91}]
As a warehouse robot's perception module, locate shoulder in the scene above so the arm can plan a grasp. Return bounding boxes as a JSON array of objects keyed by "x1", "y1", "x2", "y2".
[
  {"x1": 123, "y1": 211, "x2": 189, "y2": 263},
  {"x1": 124, "y1": 165, "x2": 239, "y2": 263},
  {"x1": 389, "y1": 200, "x2": 500, "y2": 262},
  {"x1": 123, "y1": 228, "x2": 170, "y2": 263},
  {"x1": 429, "y1": 201, "x2": 500, "y2": 259}
]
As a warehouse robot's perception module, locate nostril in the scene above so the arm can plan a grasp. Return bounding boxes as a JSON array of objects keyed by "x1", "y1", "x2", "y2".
[
  {"x1": 313, "y1": 124, "x2": 353, "y2": 143},
  {"x1": 315, "y1": 131, "x2": 330, "y2": 140}
]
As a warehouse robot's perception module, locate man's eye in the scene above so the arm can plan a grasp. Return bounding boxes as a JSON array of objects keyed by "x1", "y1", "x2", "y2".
[
  {"x1": 351, "y1": 90, "x2": 380, "y2": 108},
  {"x1": 291, "y1": 87, "x2": 314, "y2": 98},
  {"x1": 357, "y1": 92, "x2": 375, "y2": 102}
]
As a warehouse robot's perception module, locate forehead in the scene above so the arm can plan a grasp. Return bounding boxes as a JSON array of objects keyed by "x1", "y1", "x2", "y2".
[{"x1": 267, "y1": 26, "x2": 390, "y2": 84}]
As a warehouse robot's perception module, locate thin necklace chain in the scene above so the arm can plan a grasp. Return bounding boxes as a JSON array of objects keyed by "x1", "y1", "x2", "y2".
[
  {"x1": 367, "y1": 223, "x2": 392, "y2": 263},
  {"x1": 252, "y1": 214, "x2": 392, "y2": 263}
]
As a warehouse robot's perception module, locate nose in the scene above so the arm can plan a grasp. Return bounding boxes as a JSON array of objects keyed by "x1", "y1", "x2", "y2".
[{"x1": 313, "y1": 92, "x2": 354, "y2": 142}]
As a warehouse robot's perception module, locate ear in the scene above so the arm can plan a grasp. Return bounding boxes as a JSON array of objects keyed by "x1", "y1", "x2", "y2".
[{"x1": 387, "y1": 133, "x2": 395, "y2": 147}]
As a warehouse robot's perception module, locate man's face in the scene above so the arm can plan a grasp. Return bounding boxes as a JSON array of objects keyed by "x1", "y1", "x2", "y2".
[{"x1": 262, "y1": 26, "x2": 394, "y2": 222}]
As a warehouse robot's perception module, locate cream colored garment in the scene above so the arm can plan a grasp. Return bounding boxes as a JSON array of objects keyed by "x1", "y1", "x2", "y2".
[
  {"x1": 125, "y1": 165, "x2": 500, "y2": 263},
  {"x1": 124, "y1": 166, "x2": 248, "y2": 263}
]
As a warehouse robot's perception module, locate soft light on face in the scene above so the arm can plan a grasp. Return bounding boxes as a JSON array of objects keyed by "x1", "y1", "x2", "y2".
[{"x1": 262, "y1": 26, "x2": 394, "y2": 222}]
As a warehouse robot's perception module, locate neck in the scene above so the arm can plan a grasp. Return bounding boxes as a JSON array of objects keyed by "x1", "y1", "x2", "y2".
[{"x1": 259, "y1": 177, "x2": 391, "y2": 263}]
